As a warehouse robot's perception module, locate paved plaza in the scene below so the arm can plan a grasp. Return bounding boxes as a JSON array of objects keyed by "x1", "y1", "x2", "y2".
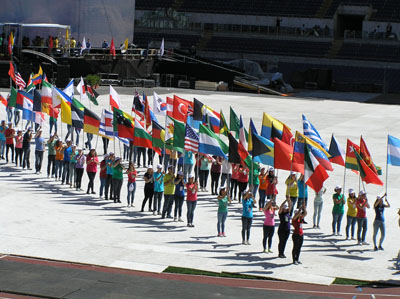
[{"x1": 0, "y1": 87, "x2": 399, "y2": 286}]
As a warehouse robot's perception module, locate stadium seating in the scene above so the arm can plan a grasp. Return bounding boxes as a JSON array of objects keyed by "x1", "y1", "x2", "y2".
[{"x1": 336, "y1": 42, "x2": 400, "y2": 62}]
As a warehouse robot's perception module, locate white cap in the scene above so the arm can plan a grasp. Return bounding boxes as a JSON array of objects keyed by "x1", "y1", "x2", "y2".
[
  {"x1": 157, "y1": 164, "x2": 162, "y2": 169},
  {"x1": 359, "y1": 190, "x2": 366, "y2": 196},
  {"x1": 294, "y1": 209, "x2": 300, "y2": 214},
  {"x1": 218, "y1": 186, "x2": 226, "y2": 193},
  {"x1": 177, "y1": 171, "x2": 183, "y2": 176},
  {"x1": 269, "y1": 167, "x2": 275, "y2": 172},
  {"x1": 334, "y1": 185, "x2": 342, "y2": 191},
  {"x1": 147, "y1": 165, "x2": 153, "y2": 169},
  {"x1": 188, "y1": 174, "x2": 194, "y2": 179},
  {"x1": 348, "y1": 188, "x2": 355, "y2": 194},
  {"x1": 283, "y1": 203, "x2": 289, "y2": 209},
  {"x1": 167, "y1": 164, "x2": 173, "y2": 169}
]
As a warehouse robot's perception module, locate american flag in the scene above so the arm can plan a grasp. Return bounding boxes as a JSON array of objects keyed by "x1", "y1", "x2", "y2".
[
  {"x1": 184, "y1": 123, "x2": 199, "y2": 152},
  {"x1": 15, "y1": 72, "x2": 26, "y2": 89}
]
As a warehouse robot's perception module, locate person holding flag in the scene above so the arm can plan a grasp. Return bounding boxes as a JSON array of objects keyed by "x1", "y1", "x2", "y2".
[
  {"x1": 14, "y1": 130, "x2": 23, "y2": 167},
  {"x1": 5, "y1": 122, "x2": 15, "y2": 163},
  {"x1": 186, "y1": 174, "x2": 198, "y2": 227},
  {"x1": 34, "y1": 130, "x2": 45, "y2": 174},
  {"x1": 47, "y1": 133, "x2": 58, "y2": 178},
  {"x1": 217, "y1": 186, "x2": 231, "y2": 237},
  {"x1": 162, "y1": 165, "x2": 175, "y2": 219},
  {"x1": 153, "y1": 164, "x2": 165, "y2": 215},
  {"x1": 345, "y1": 189, "x2": 357, "y2": 240},
  {"x1": 285, "y1": 173, "x2": 298, "y2": 216},
  {"x1": 356, "y1": 190, "x2": 370, "y2": 246},
  {"x1": 372, "y1": 193, "x2": 390, "y2": 251},
  {"x1": 292, "y1": 204, "x2": 307, "y2": 265},
  {"x1": 86, "y1": 149, "x2": 99, "y2": 195},
  {"x1": 241, "y1": 189, "x2": 255, "y2": 245},
  {"x1": 0, "y1": 120, "x2": 6, "y2": 160}
]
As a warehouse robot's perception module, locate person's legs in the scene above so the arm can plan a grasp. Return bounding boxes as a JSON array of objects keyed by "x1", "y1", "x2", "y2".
[
  {"x1": 361, "y1": 218, "x2": 367, "y2": 242},
  {"x1": 259, "y1": 189, "x2": 266, "y2": 209},
  {"x1": 174, "y1": 195, "x2": 180, "y2": 218},
  {"x1": 69, "y1": 162, "x2": 75, "y2": 185},
  {"x1": 313, "y1": 201, "x2": 319, "y2": 227},
  {"x1": 262, "y1": 224, "x2": 268, "y2": 250},
  {"x1": 336, "y1": 213, "x2": 343, "y2": 234},
  {"x1": 190, "y1": 201, "x2": 197, "y2": 224},
  {"x1": 221, "y1": 212, "x2": 227, "y2": 234},
  {"x1": 54, "y1": 160, "x2": 60, "y2": 178},
  {"x1": 204, "y1": 170, "x2": 209, "y2": 190},
  {"x1": 345, "y1": 215, "x2": 352, "y2": 238},
  {"x1": 373, "y1": 220, "x2": 379, "y2": 247},
  {"x1": 187, "y1": 201, "x2": 193, "y2": 224},
  {"x1": 317, "y1": 201, "x2": 323, "y2": 227},
  {"x1": 167, "y1": 194, "x2": 174, "y2": 217},
  {"x1": 220, "y1": 173, "x2": 227, "y2": 188},
  {"x1": 332, "y1": 213, "x2": 338, "y2": 234},
  {"x1": 217, "y1": 212, "x2": 223, "y2": 235},
  {"x1": 378, "y1": 221, "x2": 385, "y2": 248},
  {"x1": 0, "y1": 140, "x2": 5, "y2": 158},
  {"x1": 199, "y1": 170, "x2": 205, "y2": 189},
  {"x1": 351, "y1": 217, "x2": 357, "y2": 239},
  {"x1": 246, "y1": 217, "x2": 252, "y2": 242},
  {"x1": 356, "y1": 217, "x2": 362, "y2": 242},
  {"x1": 162, "y1": 194, "x2": 170, "y2": 218},
  {"x1": 99, "y1": 177, "x2": 106, "y2": 197},
  {"x1": 267, "y1": 226, "x2": 275, "y2": 250},
  {"x1": 289, "y1": 197, "x2": 297, "y2": 216}
]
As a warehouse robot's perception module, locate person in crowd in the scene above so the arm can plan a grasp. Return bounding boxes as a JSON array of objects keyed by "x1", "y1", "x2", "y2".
[
  {"x1": 356, "y1": 190, "x2": 370, "y2": 245},
  {"x1": 237, "y1": 164, "x2": 249, "y2": 203},
  {"x1": 123, "y1": 143, "x2": 129, "y2": 161},
  {"x1": 99, "y1": 155, "x2": 108, "y2": 198},
  {"x1": 102, "y1": 137, "x2": 109, "y2": 155},
  {"x1": 0, "y1": 120, "x2": 6, "y2": 159},
  {"x1": 169, "y1": 150, "x2": 178, "y2": 168},
  {"x1": 217, "y1": 186, "x2": 230, "y2": 237},
  {"x1": 34, "y1": 130, "x2": 45, "y2": 174},
  {"x1": 174, "y1": 171, "x2": 185, "y2": 222},
  {"x1": 186, "y1": 174, "x2": 198, "y2": 227},
  {"x1": 183, "y1": 151, "x2": 194, "y2": 182},
  {"x1": 5, "y1": 122, "x2": 15, "y2": 163},
  {"x1": 162, "y1": 165, "x2": 175, "y2": 219},
  {"x1": 210, "y1": 156, "x2": 222, "y2": 195},
  {"x1": 22, "y1": 127, "x2": 33, "y2": 170},
  {"x1": 75, "y1": 148, "x2": 85, "y2": 191},
  {"x1": 373, "y1": 193, "x2": 390, "y2": 251},
  {"x1": 285, "y1": 172, "x2": 298, "y2": 216},
  {"x1": 153, "y1": 164, "x2": 165, "y2": 215},
  {"x1": 14, "y1": 130, "x2": 23, "y2": 167},
  {"x1": 147, "y1": 148, "x2": 153, "y2": 166},
  {"x1": 102, "y1": 40, "x2": 109, "y2": 48},
  {"x1": 54, "y1": 140, "x2": 64, "y2": 180},
  {"x1": 258, "y1": 167, "x2": 268, "y2": 210},
  {"x1": 14, "y1": 109, "x2": 20, "y2": 127},
  {"x1": 241, "y1": 189, "x2": 254, "y2": 245},
  {"x1": 86, "y1": 149, "x2": 99, "y2": 195},
  {"x1": 126, "y1": 162, "x2": 137, "y2": 207},
  {"x1": 194, "y1": 153, "x2": 200, "y2": 182},
  {"x1": 278, "y1": 198, "x2": 292, "y2": 258},
  {"x1": 70, "y1": 37, "x2": 77, "y2": 48},
  {"x1": 105, "y1": 153, "x2": 114, "y2": 200},
  {"x1": 220, "y1": 158, "x2": 231, "y2": 189},
  {"x1": 141, "y1": 165, "x2": 154, "y2": 212},
  {"x1": 262, "y1": 199, "x2": 279, "y2": 253},
  {"x1": 292, "y1": 204, "x2": 307, "y2": 265},
  {"x1": 332, "y1": 186, "x2": 345, "y2": 236},
  {"x1": 297, "y1": 174, "x2": 308, "y2": 223},
  {"x1": 49, "y1": 116, "x2": 57, "y2": 136},
  {"x1": 136, "y1": 146, "x2": 146, "y2": 168},
  {"x1": 61, "y1": 140, "x2": 72, "y2": 184},
  {"x1": 313, "y1": 186, "x2": 326, "y2": 229},
  {"x1": 112, "y1": 157, "x2": 124, "y2": 202},
  {"x1": 266, "y1": 167, "x2": 278, "y2": 201},
  {"x1": 345, "y1": 189, "x2": 357, "y2": 240},
  {"x1": 47, "y1": 133, "x2": 58, "y2": 178},
  {"x1": 69, "y1": 144, "x2": 78, "y2": 187},
  {"x1": 230, "y1": 164, "x2": 239, "y2": 200},
  {"x1": 251, "y1": 163, "x2": 260, "y2": 197},
  {"x1": 199, "y1": 155, "x2": 211, "y2": 192},
  {"x1": 177, "y1": 153, "x2": 184, "y2": 172}
]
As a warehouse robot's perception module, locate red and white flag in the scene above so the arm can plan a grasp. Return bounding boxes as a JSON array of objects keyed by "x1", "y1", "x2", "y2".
[
  {"x1": 15, "y1": 72, "x2": 26, "y2": 89},
  {"x1": 304, "y1": 142, "x2": 329, "y2": 192},
  {"x1": 110, "y1": 38, "x2": 116, "y2": 57},
  {"x1": 77, "y1": 76, "x2": 88, "y2": 101},
  {"x1": 173, "y1": 95, "x2": 191, "y2": 122},
  {"x1": 109, "y1": 85, "x2": 120, "y2": 110},
  {"x1": 166, "y1": 96, "x2": 174, "y2": 117}
]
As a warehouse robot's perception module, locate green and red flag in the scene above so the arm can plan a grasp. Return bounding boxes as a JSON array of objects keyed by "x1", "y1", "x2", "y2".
[
  {"x1": 134, "y1": 119, "x2": 152, "y2": 148},
  {"x1": 113, "y1": 107, "x2": 134, "y2": 139}
]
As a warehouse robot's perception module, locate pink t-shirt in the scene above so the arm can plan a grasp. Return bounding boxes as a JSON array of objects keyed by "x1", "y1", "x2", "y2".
[
  {"x1": 15, "y1": 136, "x2": 23, "y2": 149},
  {"x1": 263, "y1": 209, "x2": 275, "y2": 226},
  {"x1": 86, "y1": 156, "x2": 99, "y2": 173},
  {"x1": 186, "y1": 183, "x2": 198, "y2": 201}
]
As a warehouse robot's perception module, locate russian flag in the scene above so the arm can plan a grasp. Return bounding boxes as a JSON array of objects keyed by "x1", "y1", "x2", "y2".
[
  {"x1": 328, "y1": 134, "x2": 345, "y2": 166},
  {"x1": 202, "y1": 106, "x2": 220, "y2": 134}
]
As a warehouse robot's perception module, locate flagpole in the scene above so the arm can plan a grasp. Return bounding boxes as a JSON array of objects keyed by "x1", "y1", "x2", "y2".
[
  {"x1": 385, "y1": 134, "x2": 389, "y2": 196},
  {"x1": 342, "y1": 166, "x2": 347, "y2": 198}
]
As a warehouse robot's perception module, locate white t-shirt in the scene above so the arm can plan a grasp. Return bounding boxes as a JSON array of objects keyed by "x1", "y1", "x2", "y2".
[{"x1": 221, "y1": 159, "x2": 232, "y2": 174}]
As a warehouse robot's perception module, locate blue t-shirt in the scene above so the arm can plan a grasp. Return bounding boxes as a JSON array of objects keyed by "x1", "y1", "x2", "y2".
[
  {"x1": 154, "y1": 172, "x2": 164, "y2": 192},
  {"x1": 242, "y1": 198, "x2": 254, "y2": 218},
  {"x1": 106, "y1": 159, "x2": 113, "y2": 175},
  {"x1": 374, "y1": 205, "x2": 385, "y2": 222},
  {"x1": 174, "y1": 178, "x2": 185, "y2": 196},
  {"x1": 178, "y1": 156, "x2": 184, "y2": 166},
  {"x1": 184, "y1": 151, "x2": 194, "y2": 165},
  {"x1": 35, "y1": 137, "x2": 44, "y2": 151},
  {"x1": 298, "y1": 180, "x2": 308, "y2": 199},
  {"x1": 63, "y1": 147, "x2": 72, "y2": 161},
  {"x1": 0, "y1": 130, "x2": 5, "y2": 141}
]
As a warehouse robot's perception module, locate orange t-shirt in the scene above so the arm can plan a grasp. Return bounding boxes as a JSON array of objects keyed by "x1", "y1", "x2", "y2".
[
  {"x1": 259, "y1": 174, "x2": 268, "y2": 190},
  {"x1": 55, "y1": 146, "x2": 64, "y2": 161}
]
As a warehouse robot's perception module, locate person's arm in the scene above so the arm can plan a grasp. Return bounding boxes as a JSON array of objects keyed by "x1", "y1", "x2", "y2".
[
  {"x1": 301, "y1": 206, "x2": 308, "y2": 218},
  {"x1": 279, "y1": 199, "x2": 287, "y2": 213},
  {"x1": 364, "y1": 199, "x2": 370, "y2": 209}
]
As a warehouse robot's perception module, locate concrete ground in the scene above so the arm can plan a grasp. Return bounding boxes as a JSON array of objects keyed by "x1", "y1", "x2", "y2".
[{"x1": 0, "y1": 87, "x2": 399, "y2": 287}]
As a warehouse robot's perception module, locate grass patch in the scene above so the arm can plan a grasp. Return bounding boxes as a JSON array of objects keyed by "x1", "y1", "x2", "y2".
[
  {"x1": 333, "y1": 277, "x2": 372, "y2": 286},
  {"x1": 164, "y1": 266, "x2": 277, "y2": 281}
]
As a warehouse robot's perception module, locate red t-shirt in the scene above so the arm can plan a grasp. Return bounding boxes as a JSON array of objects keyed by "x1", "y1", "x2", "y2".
[
  {"x1": 292, "y1": 217, "x2": 304, "y2": 235},
  {"x1": 238, "y1": 169, "x2": 249, "y2": 183},
  {"x1": 99, "y1": 160, "x2": 107, "y2": 178},
  {"x1": 86, "y1": 156, "x2": 98, "y2": 173},
  {"x1": 5, "y1": 128, "x2": 15, "y2": 145},
  {"x1": 186, "y1": 183, "x2": 198, "y2": 201},
  {"x1": 127, "y1": 170, "x2": 137, "y2": 183},
  {"x1": 356, "y1": 198, "x2": 367, "y2": 218}
]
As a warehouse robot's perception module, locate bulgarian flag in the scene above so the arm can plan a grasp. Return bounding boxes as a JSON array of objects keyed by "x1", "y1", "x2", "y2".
[
  {"x1": 134, "y1": 118, "x2": 152, "y2": 148},
  {"x1": 304, "y1": 141, "x2": 329, "y2": 192}
]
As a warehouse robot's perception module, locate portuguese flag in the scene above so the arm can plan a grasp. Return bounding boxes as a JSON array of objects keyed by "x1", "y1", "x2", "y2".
[
  {"x1": 113, "y1": 107, "x2": 134, "y2": 139},
  {"x1": 134, "y1": 119, "x2": 152, "y2": 148},
  {"x1": 84, "y1": 108, "x2": 100, "y2": 135}
]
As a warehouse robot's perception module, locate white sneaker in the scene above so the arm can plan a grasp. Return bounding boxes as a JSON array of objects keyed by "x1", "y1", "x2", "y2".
[
  {"x1": 174, "y1": 217, "x2": 177, "y2": 222},
  {"x1": 178, "y1": 217, "x2": 184, "y2": 222}
]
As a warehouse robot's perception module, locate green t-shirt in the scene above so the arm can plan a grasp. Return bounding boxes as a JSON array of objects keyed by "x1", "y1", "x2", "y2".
[
  {"x1": 112, "y1": 165, "x2": 124, "y2": 180},
  {"x1": 332, "y1": 193, "x2": 345, "y2": 214},
  {"x1": 164, "y1": 173, "x2": 176, "y2": 195},
  {"x1": 47, "y1": 139, "x2": 57, "y2": 156},
  {"x1": 218, "y1": 196, "x2": 229, "y2": 213},
  {"x1": 250, "y1": 168, "x2": 260, "y2": 185},
  {"x1": 200, "y1": 158, "x2": 209, "y2": 170}
]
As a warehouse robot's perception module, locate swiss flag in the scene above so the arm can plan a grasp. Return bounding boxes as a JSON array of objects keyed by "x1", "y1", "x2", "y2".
[
  {"x1": 173, "y1": 95, "x2": 191, "y2": 122},
  {"x1": 109, "y1": 85, "x2": 120, "y2": 110}
]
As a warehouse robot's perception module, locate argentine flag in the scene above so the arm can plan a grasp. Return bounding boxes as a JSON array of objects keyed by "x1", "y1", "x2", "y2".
[{"x1": 387, "y1": 135, "x2": 400, "y2": 166}]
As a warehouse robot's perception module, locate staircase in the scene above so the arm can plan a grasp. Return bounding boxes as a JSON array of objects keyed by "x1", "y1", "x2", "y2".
[
  {"x1": 196, "y1": 30, "x2": 213, "y2": 51},
  {"x1": 316, "y1": 0, "x2": 335, "y2": 18},
  {"x1": 326, "y1": 39, "x2": 343, "y2": 58}
]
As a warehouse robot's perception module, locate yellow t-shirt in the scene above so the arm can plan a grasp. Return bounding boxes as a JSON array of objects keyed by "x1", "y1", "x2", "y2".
[
  {"x1": 164, "y1": 173, "x2": 176, "y2": 195},
  {"x1": 347, "y1": 198, "x2": 357, "y2": 217},
  {"x1": 285, "y1": 178, "x2": 298, "y2": 197}
]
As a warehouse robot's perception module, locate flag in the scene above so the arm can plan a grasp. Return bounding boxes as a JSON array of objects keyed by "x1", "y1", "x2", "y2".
[
  {"x1": 248, "y1": 118, "x2": 260, "y2": 154},
  {"x1": 8, "y1": 61, "x2": 16, "y2": 82},
  {"x1": 239, "y1": 115, "x2": 247, "y2": 150},
  {"x1": 52, "y1": 86, "x2": 69, "y2": 109},
  {"x1": 273, "y1": 137, "x2": 302, "y2": 172},
  {"x1": 250, "y1": 120, "x2": 271, "y2": 158},
  {"x1": 60, "y1": 97, "x2": 72, "y2": 125},
  {"x1": 173, "y1": 119, "x2": 185, "y2": 152},
  {"x1": 41, "y1": 81, "x2": 52, "y2": 104},
  {"x1": 0, "y1": 94, "x2": 7, "y2": 106},
  {"x1": 354, "y1": 148, "x2": 384, "y2": 186},
  {"x1": 230, "y1": 107, "x2": 240, "y2": 138},
  {"x1": 202, "y1": 105, "x2": 220, "y2": 133},
  {"x1": 293, "y1": 131, "x2": 332, "y2": 172},
  {"x1": 8, "y1": 87, "x2": 17, "y2": 108},
  {"x1": 8, "y1": 32, "x2": 13, "y2": 55},
  {"x1": 134, "y1": 119, "x2": 152, "y2": 148},
  {"x1": 152, "y1": 120, "x2": 165, "y2": 149},
  {"x1": 184, "y1": 123, "x2": 199, "y2": 152},
  {"x1": 99, "y1": 109, "x2": 114, "y2": 138},
  {"x1": 228, "y1": 132, "x2": 252, "y2": 168},
  {"x1": 165, "y1": 115, "x2": 175, "y2": 142},
  {"x1": 271, "y1": 121, "x2": 283, "y2": 140},
  {"x1": 133, "y1": 91, "x2": 144, "y2": 115},
  {"x1": 113, "y1": 108, "x2": 134, "y2": 139},
  {"x1": 34, "y1": 112, "x2": 45, "y2": 126},
  {"x1": 25, "y1": 74, "x2": 35, "y2": 92},
  {"x1": 15, "y1": 72, "x2": 26, "y2": 89},
  {"x1": 261, "y1": 112, "x2": 285, "y2": 140},
  {"x1": 80, "y1": 37, "x2": 86, "y2": 55},
  {"x1": 219, "y1": 110, "x2": 229, "y2": 137},
  {"x1": 360, "y1": 136, "x2": 378, "y2": 175},
  {"x1": 83, "y1": 108, "x2": 100, "y2": 135},
  {"x1": 388, "y1": 135, "x2": 400, "y2": 166},
  {"x1": 120, "y1": 38, "x2": 129, "y2": 53},
  {"x1": 110, "y1": 38, "x2": 116, "y2": 56},
  {"x1": 251, "y1": 133, "x2": 274, "y2": 166},
  {"x1": 302, "y1": 114, "x2": 329, "y2": 152},
  {"x1": 71, "y1": 102, "x2": 84, "y2": 129},
  {"x1": 166, "y1": 96, "x2": 174, "y2": 116},
  {"x1": 173, "y1": 95, "x2": 191, "y2": 122},
  {"x1": 160, "y1": 38, "x2": 165, "y2": 56},
  {"x1": 22, "y1": 95, "x2": 34, "y2": 121},
  {"x1": 85, "y1": 84, "x2": 99, "y2": 106},
  {"x1": 153, "y1": 92, "x2": 167, "y2": 116},
  {"x1": 63, "y1": 79, "x2": 74, "y2": 99},
  {"x1": 42, "y1": 103, "x2": 59, "y2": 119},
  {"x1": 282, "y1": 123, "x2": 294, "y2": 145},
  {"x1": 33, "y1": 89, "x2": 42, "y2": 112},
  {"x1": 199, "y1": 124, "x2": 228, "y2": 159},
  {"x1": 345, "y1": 139, "x2": 360, "y2": 171},
  {"x1": 193, "y1": 98, "x2": 204, "y2": 121},
  {"x1": 110, "y1": 85, "x2": 120, "y2": 110},
  {"x1": 16, "y1": 90, "x2": 33, "y2": 110},
  {"x1": 31, "y1": 66, "x2": 43, "y2": 85},
  {"x1": 77, "y1": 77, "x2": 88, "y2": 101},
  {"x1": 328, "y1": 134, "x2": 345, "y2": 166},
  {"x1": 304, "y1": 141, "x2": 329, "y2": 192}
]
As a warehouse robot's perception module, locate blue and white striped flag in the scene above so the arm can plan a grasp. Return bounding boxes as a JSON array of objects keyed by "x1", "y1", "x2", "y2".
[
  {"x1": 302, "y1": 114, "x2": 329, "y2": 153},
  {"x1": 387, "y1": 135, "x2": 400, "y2": 166},
  {"x1": 99, "y1": 109, "x2": 114, "y2": 138}
]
